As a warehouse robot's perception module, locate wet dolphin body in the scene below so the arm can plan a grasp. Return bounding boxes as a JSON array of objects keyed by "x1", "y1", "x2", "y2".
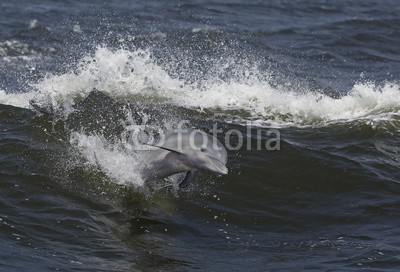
[{"x1": 139, "y1": 129, "x2": 228, "y2": 188}]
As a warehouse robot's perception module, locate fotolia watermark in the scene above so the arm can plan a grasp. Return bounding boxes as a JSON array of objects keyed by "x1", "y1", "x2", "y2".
[
  {"x1": 219, "y1": 124, "x2": 280, "y2": 151},
  {"x1": 126, "y1": 120, "x2": 280, "y2": 151}
]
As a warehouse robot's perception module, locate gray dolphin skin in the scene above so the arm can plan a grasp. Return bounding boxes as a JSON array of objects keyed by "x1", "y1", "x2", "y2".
[{"x1": 139, "y1": 128, "x2": 228, "y2": 188}]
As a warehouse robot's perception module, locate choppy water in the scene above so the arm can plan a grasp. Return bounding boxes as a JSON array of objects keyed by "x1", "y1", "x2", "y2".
[{"x1": 1, "y1": 0, "x2": 400, "y2": 271}]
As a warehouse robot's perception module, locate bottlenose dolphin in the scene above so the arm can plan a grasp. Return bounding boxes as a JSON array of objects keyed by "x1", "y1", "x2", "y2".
[{"x1": 139, "y1": 128, "x2": 228, "y2": 188}]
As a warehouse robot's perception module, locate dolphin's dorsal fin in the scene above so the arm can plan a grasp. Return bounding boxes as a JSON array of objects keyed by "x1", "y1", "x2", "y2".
[{"x1": 179, "y1": 170, "x2": 198, "y2": 188}]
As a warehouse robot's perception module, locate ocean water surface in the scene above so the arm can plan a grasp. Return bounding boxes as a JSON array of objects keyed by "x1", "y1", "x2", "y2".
[{"x1": 1, "y1": 0, "x2": 400, "y2": 271}]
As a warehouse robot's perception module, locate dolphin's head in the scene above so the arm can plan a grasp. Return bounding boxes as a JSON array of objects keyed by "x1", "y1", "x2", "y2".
[{"x1": 158, "y1": 128, "x2": 228, "y2": 175}]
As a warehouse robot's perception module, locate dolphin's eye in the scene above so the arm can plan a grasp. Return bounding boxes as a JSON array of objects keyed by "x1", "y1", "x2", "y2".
[{"x1": 200, "y1": 147, "x2": 206, "y2": 152}]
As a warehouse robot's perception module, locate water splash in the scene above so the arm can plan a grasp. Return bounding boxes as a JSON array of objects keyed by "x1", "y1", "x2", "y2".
[{"x1": 70, "y1": 132, "x2": 144, "y2": 187}]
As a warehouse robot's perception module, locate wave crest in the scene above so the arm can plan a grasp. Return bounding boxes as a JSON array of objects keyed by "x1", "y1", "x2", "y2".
[{"x1": 1, "y1": 46, "x2": 399, "y2": 127}]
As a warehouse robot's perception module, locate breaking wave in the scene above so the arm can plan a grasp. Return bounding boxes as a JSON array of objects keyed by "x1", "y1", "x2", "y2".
[{"x1": 1, "y1": 46, "x2": 399, "y2": 128}]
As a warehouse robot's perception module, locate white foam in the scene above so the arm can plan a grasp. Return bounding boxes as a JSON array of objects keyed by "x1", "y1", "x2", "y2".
[
  {"x1": 0, "y1": 89, "x2": 36, "y2": 109},
  {"x1": 192, "y1": 27, "x2": 221, "y2": 33},
  {"x1": 72, "y1": 24, "x2": 83, "y2": 34},
  {"x1": 31, "y1": 46, "x2": 182, "y2": 112},
  {"x1": 175, "y1": 80, "x2": 400, "y2": 127},
  {"x1": 29, "y1": 19, "x2": 39, "y2": 29},
  {"x1": 70, "y1": 132, "x2": 144, "y2": 187}
]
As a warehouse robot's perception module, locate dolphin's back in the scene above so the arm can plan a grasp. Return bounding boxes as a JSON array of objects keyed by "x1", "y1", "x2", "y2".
[{"x1": 159, "y1": 129, "x2": 227, "y2": 162}]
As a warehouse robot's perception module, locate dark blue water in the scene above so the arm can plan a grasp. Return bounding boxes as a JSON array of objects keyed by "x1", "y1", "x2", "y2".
[{"x1": 1, "y1": 0, "x2": 400, "y2": 271}]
